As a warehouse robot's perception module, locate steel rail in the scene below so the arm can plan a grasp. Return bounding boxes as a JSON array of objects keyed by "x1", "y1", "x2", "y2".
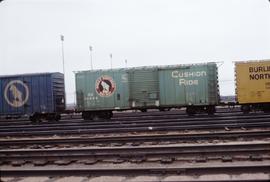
[
  {"x1": 1, "y1": 142, "x2": 269, "y2": 159},
  {"x1": 0, "y1": 107, "x2": 241, "y2": 123},
  {"x1": 1, "y1": 114, "x2": 270, "y2": 133},
  {"x1": 1, "y1": 120, "x2": 270, "y2": 137},
  {"x1": 0, "y1": 110, "x2": 267, "y2": 126},
  {"x1": 1, "y1": 130, "x2": 270, "y2": 148},
  {"x1": 0, "y1": 110, "x2": 261, "y2": 127},
  {"x1": 1, "y1": 163, "x2": 270, "y2": 177}
]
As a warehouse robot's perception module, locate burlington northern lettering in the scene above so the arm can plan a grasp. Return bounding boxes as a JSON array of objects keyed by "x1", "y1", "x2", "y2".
[{"x1": 249, "y1": 66, "x2": 270, "y2": 80}]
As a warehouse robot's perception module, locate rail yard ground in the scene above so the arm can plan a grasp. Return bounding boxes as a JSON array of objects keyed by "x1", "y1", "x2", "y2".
[{"x1": 0, "y1": 108, "x2": 270, "y2": 182}]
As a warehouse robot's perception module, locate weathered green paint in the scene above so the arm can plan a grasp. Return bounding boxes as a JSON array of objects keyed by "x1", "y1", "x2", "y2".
[
  {"x1": 75, "y1": 63, "x2": 219, "y2": 111},
  {"x1": 75, "y1": 69, "x2": 129, "y2": 111},
  {"x1": 159, "y1": 63, "x2": 219, "y2": 106},
  {"x1": 128, "y1": 68, "x2": 159, "y2": 107}
]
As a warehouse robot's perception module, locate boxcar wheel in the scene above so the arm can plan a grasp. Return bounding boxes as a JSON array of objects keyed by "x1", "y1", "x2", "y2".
[
  {"x1": 159, "y1": 108, "x2": 165, "y2": 112},
  {"x1": 82, "y1": 112, "x2": 92, "y2": 120},
  {"x1": 104, "y1": 111, "x2": 113, "y2": 119},
  {"x1": 140, "y1": 109, "x2": 147, "y2": 112},
  {"x1": 241, "y1": 105, "x2": 250, "y2": 114},
  {"x1": 55, "y1": 114, "x2": 61, "y2": 121},
  {"x1": 92, "y1": 114, "x2": 100, "y2": 121},
  {"x1": 30, "y1": 113, "x2": 39, "y2": 122},
  {"x1": 207, "y1": 106, "x2": 216, "y2": 115},
  {"x1": 186, "y1": 107, "x2": 196, "y2": 116},
  {"x1": 29, "y1": 115, "x2": 37, "y2": 122}
]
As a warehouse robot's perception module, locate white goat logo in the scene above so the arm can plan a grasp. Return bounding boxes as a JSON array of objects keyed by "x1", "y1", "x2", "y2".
[
  {"x1": 9, "y1": 84, "x2": 23, "y2": 106},
  {"x1": 4, "y1": 80, "x2": 29, "y2": 107},
  {"x1": 101, "y1": 80, "x2": 110, "y2": 93}
]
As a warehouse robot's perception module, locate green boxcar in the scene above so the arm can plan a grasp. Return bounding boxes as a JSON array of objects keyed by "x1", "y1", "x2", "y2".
[{"x1": 75, "y1": 62, "x2": 219, "y2": 119}]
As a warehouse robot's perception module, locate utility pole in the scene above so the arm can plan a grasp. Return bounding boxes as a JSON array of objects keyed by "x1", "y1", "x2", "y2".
[
  {"x1": 60, "y1": 35, "x2": 66, "y2": 107},
  {"x1": 89, "y1": 46, "x2": 93, "y2": 70},
  {"x1": 60, "y1": 35, "x2": 65, "y2": 74},
  {"x1": 110, "y1": 53, "x2": 112, "y2": 69}
]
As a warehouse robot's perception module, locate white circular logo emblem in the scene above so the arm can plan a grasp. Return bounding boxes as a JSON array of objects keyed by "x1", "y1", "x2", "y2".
[
  {"x1": 4, "y1": 80, "x2": 29, "y2": 107},
  {"x1": 95, "y1": 75, "x2": 116, "y2": 97}
]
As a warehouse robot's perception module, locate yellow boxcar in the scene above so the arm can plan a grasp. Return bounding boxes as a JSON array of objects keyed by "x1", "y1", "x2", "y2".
[{"x1": 235, "y1": 60, "x2": 270, "y2": 104}]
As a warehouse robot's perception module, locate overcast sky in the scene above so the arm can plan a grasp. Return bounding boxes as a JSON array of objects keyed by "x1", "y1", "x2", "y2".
[{"x1": 1, "y1": 0, "x2": 270, "y2": 103}]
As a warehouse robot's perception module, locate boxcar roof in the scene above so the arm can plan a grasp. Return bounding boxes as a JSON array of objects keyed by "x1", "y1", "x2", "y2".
[
  {"x1": 74, "y1": 62, "x2": 217, "y2": 74},
  {"x1": 0, "y1": 72, "x2": 62, "y2": 78},
  {"x1": 234, "y1": 59, "x2": 270, "y2": 64}
]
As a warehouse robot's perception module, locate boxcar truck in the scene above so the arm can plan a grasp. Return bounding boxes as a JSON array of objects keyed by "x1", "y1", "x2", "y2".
[
  {"x1": 235, "y1": 60, "x2": 270, "y2": 113},
  {"x1": 75, "y1": 62, "x2": 220, "y2": 120},
  {"x1": 0, "y1": 73, "x2": 65, "y2": 121}
]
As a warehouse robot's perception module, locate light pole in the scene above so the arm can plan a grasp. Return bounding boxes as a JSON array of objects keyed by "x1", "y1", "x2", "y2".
[
  {"x1": 125, "y1": 59, "x2": 127, "y2": 68},
  {"x1": 60, "y1": 35, "x2": 65, "y2": 74},
  {"x1": 60, "y1": 35, "x2": 66, "y2": 107},
  {"x1": 89, "y1": 46, "x2": 93, "y2": 70},
  {"x1": 110, "y1": 53, "x2": 113, "y2": 69}
]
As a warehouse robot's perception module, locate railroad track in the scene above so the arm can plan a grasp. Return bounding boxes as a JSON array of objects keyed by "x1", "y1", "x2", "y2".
[
  {"x1": 1, "y1": 141, "x2": 269, "y2": 181},
  {"x1": 2, "y1": 162, "x2": 270, "y2": 178},
  {"x1": 0, "y1": 107, "x2": 241, "y2": 124},
  {"x1": 0, "y1": 111, "x2": 263, "y2": 127},
  {"x1": 1, "y1": 114, "x2": 270, "y2": 137},
  {"x1": 1, "y1": 142, "x2": 269, "y2": 166},
  {"x1": 1, "y1": 110, "x2": 269, "y2": 181},
  {"x1": 0, "y1": 112, "x2": 244, "y2": 129},
  {"x1": 1, "y1": 129, "x2": 270, "y2": 149}
]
